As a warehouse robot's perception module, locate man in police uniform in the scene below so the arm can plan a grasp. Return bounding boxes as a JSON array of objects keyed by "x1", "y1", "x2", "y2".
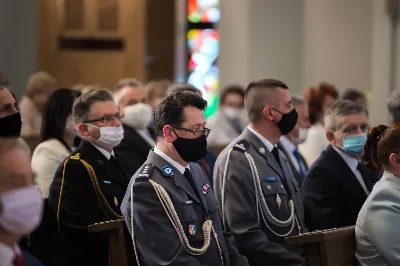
[
  {"x1": 48, "y1": 90, "x2": 130, "y2": 266},
  {"x1": 121, "y1": 87, "x2": 249, "y2": 266},
  {"x1": 214, "y1": 78, "x2": 306, "y2": 266}
]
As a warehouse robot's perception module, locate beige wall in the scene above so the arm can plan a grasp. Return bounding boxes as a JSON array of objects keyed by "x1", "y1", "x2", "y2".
[{"x1": 219, "y1": 0, "x2": 393, "y2": 126}]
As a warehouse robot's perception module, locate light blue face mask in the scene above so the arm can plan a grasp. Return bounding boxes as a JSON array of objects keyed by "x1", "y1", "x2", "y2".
[{"x1": 342, "y1": 133, "x2": 367, "y2": 158}]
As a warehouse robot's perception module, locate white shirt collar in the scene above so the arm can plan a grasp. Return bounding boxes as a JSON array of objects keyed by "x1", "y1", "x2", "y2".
[
  {"x1": 332, "y1": 145, "x2": 358, "y2": 172},
  {"x1": 279, "y1": 136, "x2": 297, "y2": 154},
  {"x1": 0, "y1": 242, "x2": 17, "y2": 266},
  {"x1": 247, "y1": 126, "x2": 275, "y2": 152},
  {"x1": 92, "y1": 144, "x2": 115, "y2": 160},
  {"x1": 153, "y1": 146, "x2": 188, "y2": 174}
]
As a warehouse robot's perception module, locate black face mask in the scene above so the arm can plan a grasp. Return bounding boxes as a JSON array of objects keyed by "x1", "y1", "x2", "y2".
[
  {"x1": 0, "y1": 112, "x2": 22, "y2": 137},
  {"x1": 172, "y1": 129, "x2": 207, "y2": 162},
  {"x1": 271, "y1": 108, "x2": 298, "y2": 135}
]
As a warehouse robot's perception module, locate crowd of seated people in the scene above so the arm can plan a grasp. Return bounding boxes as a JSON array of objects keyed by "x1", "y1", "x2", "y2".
[{"x1": 0, "y1": 70, "x2": 398, "y2": 266}]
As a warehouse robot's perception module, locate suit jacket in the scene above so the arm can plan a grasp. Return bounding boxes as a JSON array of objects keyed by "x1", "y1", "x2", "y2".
[
  {"x1": 48, "y1": 140, "x2": 130, "y2": 266},
  {"x1": 213, "y1": 127, "x2": 305, "y2": 266},
  {"x1": 114, "y1": 124, "x2": 153, "y2": 177},
  {"x1": 22, "y1": 250, "x2": 45, "y2": 266},
  {"x1": 121, "y1": 150, "x2": 249, "y2": 266},
  {"x1": 278, "y1": 141, "x2": 308, "y2": 186},
  {"x1": 302, "y1": 145, "x2": 379, "y2": 231},
  {"x1": 356, "y1": 171, "x2": 400, "y2": 266},
  {"x1": 32, "y1": 138, "x2": 71, "y2": 198}
]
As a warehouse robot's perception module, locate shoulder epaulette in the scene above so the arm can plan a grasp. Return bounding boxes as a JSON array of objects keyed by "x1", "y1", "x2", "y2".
[
  {"x1": 135, "y1": 163, "x2": 154, "y2": 182},
  {"x1": 233, "y1": 140, "x2": 249, "y2": 152},
  {"x1": 69, "y1": 153, "x2": 81, "y2": 160}
]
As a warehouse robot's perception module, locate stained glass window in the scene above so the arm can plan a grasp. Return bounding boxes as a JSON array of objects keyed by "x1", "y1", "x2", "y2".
[
  {"x1": 188, "y1": 0, "x2": 220, "y2": 23},
  {"x1": 186, "y1": 0, "x2": 220, "y2": 117}
]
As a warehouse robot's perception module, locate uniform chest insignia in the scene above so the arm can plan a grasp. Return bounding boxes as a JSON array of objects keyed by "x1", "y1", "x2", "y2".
[
  {"x1": 188, "y1": 224, "x2": 196, "y2": 235},
  {"x1": 258, "y1": 146, "x2": 266, "y2": 154},
  {"x1": 267, "y1": 185, "x2": 272, "y2": 190},
  {"x1": 114, "y1": 197, "x2": 119, "y2": 207},
  {"x1": 162, "y1": 165, "x2": 174, "y2": 176},
  {"x1": 202, "y1": 183, "x2": 210, "y2": 195},
  {"x1": 276, "y1": 194, "x2": 281, "y2": 208}
]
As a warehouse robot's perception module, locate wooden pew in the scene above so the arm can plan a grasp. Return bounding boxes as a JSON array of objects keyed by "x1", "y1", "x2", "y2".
[
  {"x1": 89, "y1": 219, "x2": 130, "y2": 266},
  {"x1": 286, "y1": 226, "x2": 357, "y2": 266}
]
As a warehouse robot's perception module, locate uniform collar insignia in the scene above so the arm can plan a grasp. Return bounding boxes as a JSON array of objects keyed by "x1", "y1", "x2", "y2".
[{"x1": 162, "y1": 165, "x2": 174, "y2": 176}]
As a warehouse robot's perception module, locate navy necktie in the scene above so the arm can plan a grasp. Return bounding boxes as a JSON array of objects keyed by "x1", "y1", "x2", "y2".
[{"x1": 293, "y1": 148, "x2": 307, "y2": 178}]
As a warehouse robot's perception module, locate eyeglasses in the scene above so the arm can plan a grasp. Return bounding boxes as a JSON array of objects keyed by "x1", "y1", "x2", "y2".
[
  {"x1": 85, "y1": 113, "x2": 124, "y2": 124},
  {"x1": 173, "y1": 126, "x2": 211, "y2": 139}
]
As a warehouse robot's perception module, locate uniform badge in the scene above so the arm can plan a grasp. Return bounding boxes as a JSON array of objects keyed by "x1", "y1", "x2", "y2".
[
  {"x1": 202, "y1": 183, "x2": 210, "y2": 194},
  {"x1": 276, "y1": 194, "x2": 281, "y2": 208},
  {"x1": 267, "y1": 185, "x2": 272, "y2": 190},
  {"x1": 162, "y1": 165, "x2": 174, "y2": 176},
  {"x1": 258, "y1": 146, "x2": 266, "y2": 154},
  {"x1": 188, "y1": 224, "x2": 196, "y2": 235},
  {"x1": 114, "y1": 197, "x2": 119, "y2": 207}
]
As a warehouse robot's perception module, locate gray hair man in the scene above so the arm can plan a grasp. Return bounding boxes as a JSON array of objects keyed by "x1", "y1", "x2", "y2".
[
  {"x1": 388, "y1": 89, "x2": 400, "y2": 123},
  {"x1": 0, "y1": 139, "x2": 44, "y2": 266},
  {"x1": 48, "y1": 89, "x2": 129, "y2": 266},
  {"x1": 302, "y1": 100, "x2": 379, "y2": 231},
  {"x1": 113, "y1": 78, "x2": 156, "y2": 177}
]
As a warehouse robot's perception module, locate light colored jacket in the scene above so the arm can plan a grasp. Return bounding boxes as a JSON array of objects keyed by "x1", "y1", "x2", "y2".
[
  {"x1": 207, "y1": 111, "x2": 243, "y2": 146},
  {"x1": 298, "y1": 122, "x2": 329, "y2": 167},
  {"x1": 356, "y1": 171, "x2": 400, "y2": 266},
  {"x1": 31, "y1": 138, "x2": 70, "y2": 198},
  {"x1": 19, "y1": 96, "x2": 42, "y2": 138}
]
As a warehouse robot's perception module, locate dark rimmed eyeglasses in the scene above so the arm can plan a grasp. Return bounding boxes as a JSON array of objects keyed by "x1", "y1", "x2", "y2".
[
  {"x1": 173, "y1": 126, "x2": 211, "y2": 139},
  {"x1": 84, "y1": 113, "x2": 124, "y2": 124}
]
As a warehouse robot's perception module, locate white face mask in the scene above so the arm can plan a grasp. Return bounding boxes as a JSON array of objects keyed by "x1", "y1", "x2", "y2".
[
  {"x1": 223, "y1": 107, "x2": 244, "y2": 120},
  {"x1": 64, "y1": 115, "x2": 77, "y2": 138},
  {"x1": 293, "y1": 127, "x2": 309, "y2": 145},
  {"x1": 88, "y1": 125, "x2": 124, "y2": 149},
  {"x1": 0, "y1": 187, "x2": 43, "y2": 235},
  {"x1": 123, "y1": 103, "x2": 153, "y2": 129}
]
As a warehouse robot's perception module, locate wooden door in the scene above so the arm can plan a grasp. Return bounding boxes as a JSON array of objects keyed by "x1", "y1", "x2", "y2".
[{"x1": 37, "y1": 0, "x2": 147, "y2": 88}]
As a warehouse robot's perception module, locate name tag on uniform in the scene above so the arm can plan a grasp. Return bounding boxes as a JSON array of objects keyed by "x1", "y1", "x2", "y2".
[
  {"x1": 184, "y1": 200, "x2": 193, "y2": 204},
  {"x1": 266, "y1": 177, "x2": 280, "y2": 181},
  {"x1": 103, "y1": 180, "x2": 112, "y2": 184}
]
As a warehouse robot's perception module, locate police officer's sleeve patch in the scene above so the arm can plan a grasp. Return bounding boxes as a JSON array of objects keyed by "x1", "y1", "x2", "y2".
[
  {"x1": 135, "y1": 163, "x2": 153, "y2": 182},
  {"x1": 233, "y1": 140, "x2": 249, "y2": 152}
]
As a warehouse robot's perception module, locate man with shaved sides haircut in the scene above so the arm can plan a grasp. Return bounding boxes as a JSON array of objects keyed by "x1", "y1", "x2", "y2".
[{"x1": 214, "y1": 78, "x2": 306, "y2": 266}]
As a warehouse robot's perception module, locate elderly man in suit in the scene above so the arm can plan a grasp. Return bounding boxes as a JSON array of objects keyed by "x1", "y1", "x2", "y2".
[
  {"x1": 214, "y1": 78, "x2": 306, "y2": 266},
  {"x1": 121, "y1": 89, "x2": 249, "y2": 266},
  {"x1": 114, "y1": 78, "x2": 155, "y2": 177},
  {"x1": 48, "y1": 90, "x2": 130, "y2": 266},
  {"x1": 0, "y1": 139, "x2": 44, "y2": 266},
  {"x1": 278, "y1": 95, "x2": 311, "y2": 185},
  {"x1": 302, "y1": 100, "x2": 379, "y2": 231}
]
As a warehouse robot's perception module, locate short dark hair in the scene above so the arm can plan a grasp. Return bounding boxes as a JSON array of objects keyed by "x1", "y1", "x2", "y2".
[
  {"x1": 244, "y1": 78, "x2": 289, "y2": 123},
  {"x1": 154, "y1": 91, "x2": 207, "y2": 138},
  {"x1": 41, "y1": 88, "x2": 81, "y2": 149},
  {"x1": 342, "y1": 88, "x2": 365, "y2": 102},
  {"x1": 220, "y1": 84, "x2": 245, "y2": 105},
  {"x1": 166, "y1": 82, "x2": 201, "y2": 96},
  {"x1": 73, "y1": 89, "x2": 113, "y2": 124}
]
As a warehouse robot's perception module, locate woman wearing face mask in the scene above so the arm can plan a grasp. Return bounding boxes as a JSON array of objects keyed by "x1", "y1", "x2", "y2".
[
  {"x1": 31, "y1": 88, "x2": 81, "y2": 198},
  {"x1": 356, "y1": 124, "x2": 400, "y2": 266},
  {"x1": 114, "y1": 102, "x2": 155, "y2": 176}
]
